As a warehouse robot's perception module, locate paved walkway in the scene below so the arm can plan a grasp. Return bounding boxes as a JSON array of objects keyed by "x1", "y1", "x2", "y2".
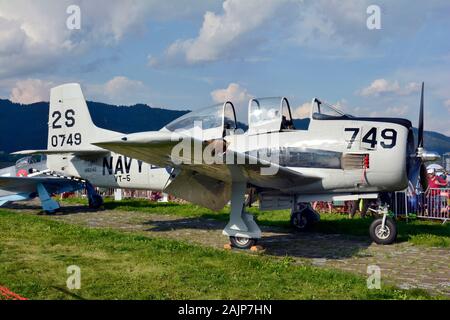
[{"x1": 5, "y1": 201, "x2": 450, "y2": 297}]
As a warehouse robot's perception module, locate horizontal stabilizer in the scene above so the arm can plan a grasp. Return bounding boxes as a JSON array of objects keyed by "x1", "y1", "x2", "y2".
[
  {"x1": 0, "y1": 175, "x2": 83, "y2": 194},
  {"x1": 12, "y1": 149, "x2": 109, "y2": 157}
]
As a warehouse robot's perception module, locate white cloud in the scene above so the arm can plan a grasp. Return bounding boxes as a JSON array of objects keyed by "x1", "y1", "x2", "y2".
[
  {"x1": 6, "y1": 76, "x2": 151, "y2": 106},
  {"x1": 292, "y1": 102, "x2": 311, "y2": 119},
  {"x1": 103, "y1": 76, "x2": 145, "y2": 97},
  {"x1": 152, "y1": 0, "x2": 286, "y2": 66},
  {"x1": 0, "y1": 17, "x2": 27, "y2": 55},
  {"x1": 358, "y1": 79, "x2": 420, "y2": 97},
  {"x1": 0, "y1": 1, "x2": 217, "y2": 77},
  {"x1": 9, "y1": 79, "x2": 54, "y2": 104},
  {"x1": 152, "y1": 1, "x2": 450, "y2": 66},
  {"x1": 211, "y1": 83, "x2": 252, "y2": 104},
  {"x1": 444, "y1": 99, "x2": 450, "y2": 113},
  {"x1": 369, "y1": 105, "x2": 409, "y2": 117},
  {"x1": 359, "y1": 79, "x2": 400, "y2": 96},
  {"x1": 86, "y1": 76, "x2": 147, "y2": 105},
  {"x1": 211, "y1": 83, "x2": 253, "y2": 120}
]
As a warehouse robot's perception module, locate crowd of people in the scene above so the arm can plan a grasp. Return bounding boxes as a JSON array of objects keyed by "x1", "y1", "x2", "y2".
[{"x1": 427, "y1": 168, "x2": 449, "y2": 189}]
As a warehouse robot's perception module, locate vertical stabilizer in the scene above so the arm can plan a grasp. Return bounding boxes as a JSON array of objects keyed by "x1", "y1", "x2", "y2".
[{"x1": 47, "y1": 83, "x2": 120, "y2": 151}]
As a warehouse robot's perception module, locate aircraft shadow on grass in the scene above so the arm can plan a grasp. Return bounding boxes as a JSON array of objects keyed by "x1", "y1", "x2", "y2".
[
  {"x1": 142, "y1": 217, "x2": 371, "y2": 260},
  {"x1": 4, "y1": 202, "x2": 447, "y2": 260}
]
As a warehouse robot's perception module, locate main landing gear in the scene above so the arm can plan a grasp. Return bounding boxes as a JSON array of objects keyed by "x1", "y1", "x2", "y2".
[
  {"x1": 85, "y1": 181, "x2": 104, "y2": 209},
  {"x1": 368, "y1": 205, "x2": 397, "y2": 245},
  {"x1": 290, "y1": 203, "x2": 320, "y2": 231},
  {"x1": 223, "y1": 182, "x2": 261, "y2": 250}
]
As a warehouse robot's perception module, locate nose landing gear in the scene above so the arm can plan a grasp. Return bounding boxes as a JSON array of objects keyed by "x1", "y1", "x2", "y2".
[
  {"x1": 223, "y1": 181, "x2": 261, "y2": 250},
  {"x1": 368, "y1": 205, "x2": 397, "y2": 245}
]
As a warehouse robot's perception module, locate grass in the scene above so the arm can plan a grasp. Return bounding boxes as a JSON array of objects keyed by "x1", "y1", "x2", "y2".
[
  {"x1": 62, "y1": 197, "x2": 450, "y2": 248},
  {"x1": 0, "y1": 209, "x2": 435, "y2": 300}
]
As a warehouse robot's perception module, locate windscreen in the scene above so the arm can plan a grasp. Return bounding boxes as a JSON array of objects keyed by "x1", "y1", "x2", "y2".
[
  {"x1": 313, "y1": 99, "x2": 350, "y2": 118},
  {"x1": 165, "y1": 104, "x2": 224, "y2": 132},
  {"x1": 249, "y1": 97, "x2": 282, "y2": 128}
]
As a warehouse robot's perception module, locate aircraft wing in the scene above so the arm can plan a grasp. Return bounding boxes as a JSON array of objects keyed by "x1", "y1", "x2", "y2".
[
  {"x1": 0, "y1": 176, "x2": 83, "y2": 195},
  {"x1": 94, "y1": 132, "x2": 321, "y2": 210}
]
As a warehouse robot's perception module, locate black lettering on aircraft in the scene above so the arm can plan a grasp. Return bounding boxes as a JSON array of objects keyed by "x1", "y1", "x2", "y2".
[
  {"x1": 50, "y1": 133, "x2": 82, "y2": 147},
  {"x1": 52, "y1": 109, "x2": 76, "y2": 129},
  {"x1": 52, "y1": 111, "x2": 62, "y2": 129},
  {"x1": 124, "y1": 157, "x2": 132, "y2": 173},
  {"x1": 65, "y1": 109, "x2": 75, "y2": 127},
  {"x1": 344, "y1": 128, "x2": 359, "y2": 149},
  {"x1": 380, "y1": 129, "x2": 397, "y2": 149},
  {"x1": 74, "y1": 133, "x2": 81, "y2": 145},
  {"x1": 344, "y1": 127, "x2": 397, "y2": 149},
  {"x1": 362, "y1": 127, "x2": 378, "y2": 149},
  {"x1": 103, "y1": 157, "x2": 113, "y2": 175},
  {"x1": 115, "y1": 156, "x2": 124, "y2": 174},
  {"x1": 102, "y1": 156, "x2": 143, "y2": 175}
]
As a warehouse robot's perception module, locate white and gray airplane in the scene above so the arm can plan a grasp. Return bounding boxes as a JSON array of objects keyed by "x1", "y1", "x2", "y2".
[
  {"x1": 14, "y1": 84, "x2": 170, "y2": 207},
  {"x1": 89, "y1": 82, "x2": 439, "y2": 248}
]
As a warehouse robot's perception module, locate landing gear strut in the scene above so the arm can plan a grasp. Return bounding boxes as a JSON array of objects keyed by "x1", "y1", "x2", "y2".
[
  {"x1": 368, "y1": 205, "x2": 397, "y2": 245},
  {"x1": 85, "y1": 181, "x2": 104, "y2": 209},
  {"x1": 223, "y1": 181, "x2": 261, "y2": 250}
]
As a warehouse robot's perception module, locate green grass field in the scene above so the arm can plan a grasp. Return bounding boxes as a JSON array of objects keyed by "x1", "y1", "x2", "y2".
[
  {"x1": 63, "y1": 197, "x2": 450, "y2": 248},
  {"x1": 0, "y1": 209, "x2": 436, "y2": 300}
]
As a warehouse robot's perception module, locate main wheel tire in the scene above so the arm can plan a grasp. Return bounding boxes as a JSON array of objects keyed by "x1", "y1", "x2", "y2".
[
  {"x1": 88, "y1": 194, "x2": 104, "y2": 209},
  {"x1": 369, "y1": 217, "x2": 397, "y2": 245},
  {"x1": 290, "y1": 211, "x2": 310, "y2": 231},
  {"x1": 229, "y1": 236, "x2": 256, "y2": 250}
]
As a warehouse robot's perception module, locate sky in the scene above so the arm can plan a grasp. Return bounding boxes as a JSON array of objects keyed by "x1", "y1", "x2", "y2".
[{"x1": 0, "y1": 0, "x2": 449, "y2": 135}]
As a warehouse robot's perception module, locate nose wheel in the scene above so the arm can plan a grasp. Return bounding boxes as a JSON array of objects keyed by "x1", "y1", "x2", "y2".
[
  {"x1": 369, "y1": 212, "x2": 397, "y2": 245},
  {"x1": 229, "y1": 236, "x2": 257, "y2": 250},
  {"x1": 223, "y1": 181, "x2": 262, "y2": 250}
]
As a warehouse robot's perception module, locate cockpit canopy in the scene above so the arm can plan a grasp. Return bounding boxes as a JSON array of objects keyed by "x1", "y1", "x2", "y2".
[
  {"x1": 164, "y1": 101, "x2": 237, "y2": 140},
  {"x1": 15, "y1": 155, "x2": 46, "y2": 168},
  {"x1": 248, "y1": 97, "x2": 294, "y2": 134},
  {"x1": 162, "y1": 96, "x2": 352, "y2": 139}
]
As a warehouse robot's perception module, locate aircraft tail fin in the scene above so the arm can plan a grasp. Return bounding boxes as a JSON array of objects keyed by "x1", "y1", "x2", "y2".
[{"x1": 47, "y1": 83, "x2": 121, "y2": 151}]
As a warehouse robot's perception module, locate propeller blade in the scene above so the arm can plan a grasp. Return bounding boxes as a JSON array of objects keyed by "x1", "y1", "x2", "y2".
[
  {"x1": 408, "y1": 158, "x2": 421, "y2": 189},
  {"x1": 419, "y1": 163, "x2": 428, "y2": 191},
  {"x1": 417, "y1": 82, "x2": 424, "y2": 148}
]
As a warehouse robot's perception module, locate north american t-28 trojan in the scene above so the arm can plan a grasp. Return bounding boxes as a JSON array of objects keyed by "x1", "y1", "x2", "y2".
[
  {"x1": 17, "y1": 83, "x2": 438, "y2": 249},
  {"x1": 90, "y1": 82, "x2": 438, "y2": 248}
]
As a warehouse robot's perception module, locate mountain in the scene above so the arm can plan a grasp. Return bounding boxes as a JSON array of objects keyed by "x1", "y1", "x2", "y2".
[
  {"x1": 1, "y1": 99, "x2": 449, "y2": 165},
  {"x1": 412, "y1": 128, "x2": 450, "y2": 156}
]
